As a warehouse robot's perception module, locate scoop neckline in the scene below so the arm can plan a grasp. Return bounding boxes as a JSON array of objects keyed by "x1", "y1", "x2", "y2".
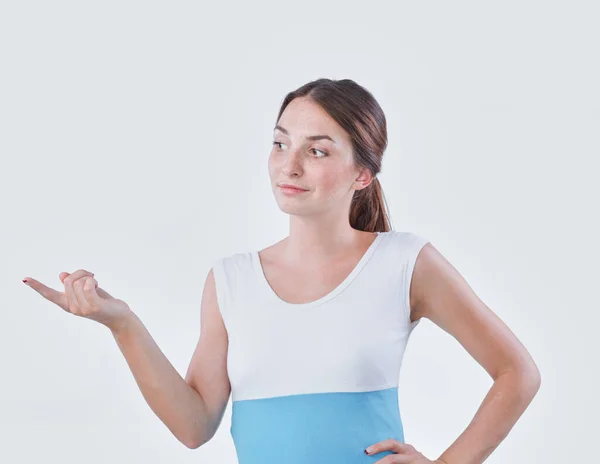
[{"x1": 251, "y1": 231, "x2": 387, "y2": 310}]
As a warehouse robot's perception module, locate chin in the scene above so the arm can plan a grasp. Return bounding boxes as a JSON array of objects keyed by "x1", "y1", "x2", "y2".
[{"x1": 275, "y1": 199, "x2": 312, "y2": 215}]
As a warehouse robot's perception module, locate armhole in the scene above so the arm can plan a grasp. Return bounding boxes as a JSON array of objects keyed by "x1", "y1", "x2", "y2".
[
  {"x1": 402, "y1": 233, "x2": 430, "y2": 331},
  {"x1": 211, "y1": 257, "x2": 228, "y2": 328}
]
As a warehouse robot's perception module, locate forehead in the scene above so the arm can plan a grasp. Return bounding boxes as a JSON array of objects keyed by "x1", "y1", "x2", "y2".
[{"x1": 276, "y1": 98, "x2": 347, "y2": 143}]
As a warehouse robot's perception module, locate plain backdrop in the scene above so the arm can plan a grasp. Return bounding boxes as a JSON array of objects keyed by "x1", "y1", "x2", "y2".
[{"x1": 2, "y1": 1, "x2": 598, "y2": 463}]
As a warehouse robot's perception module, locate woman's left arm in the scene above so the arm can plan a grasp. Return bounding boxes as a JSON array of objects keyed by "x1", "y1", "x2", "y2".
[{"x1": 411, "y1": 243, "x2": 542, "y2": 464}]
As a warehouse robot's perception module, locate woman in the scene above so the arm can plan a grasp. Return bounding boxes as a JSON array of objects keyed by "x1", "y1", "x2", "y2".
[{"x1": 23, "y1": 78, "x2": 541, "y2": 463}]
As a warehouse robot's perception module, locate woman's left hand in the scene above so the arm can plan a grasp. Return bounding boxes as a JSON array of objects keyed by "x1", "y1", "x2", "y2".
[{"x1": 364, "y1": 438, "x2": 442, "y2": 463}]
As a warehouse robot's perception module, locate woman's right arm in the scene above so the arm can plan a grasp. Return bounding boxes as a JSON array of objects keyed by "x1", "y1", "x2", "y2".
[
  {"x1": 111, "y1": 267, "x2": 231, "y2": 449},
  {"x1": 24, "y1": 267, "x2": 230, "y2": 449}
]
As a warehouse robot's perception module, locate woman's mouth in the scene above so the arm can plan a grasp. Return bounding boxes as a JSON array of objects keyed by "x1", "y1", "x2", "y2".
[{"x1": 279, "y1": 184, "x2": 309, "y2": 195}]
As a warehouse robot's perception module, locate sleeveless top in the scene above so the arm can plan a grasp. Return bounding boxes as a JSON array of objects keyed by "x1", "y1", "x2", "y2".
[{"x1": 211, "y1": 230, "x2": 429, "y2": 464}]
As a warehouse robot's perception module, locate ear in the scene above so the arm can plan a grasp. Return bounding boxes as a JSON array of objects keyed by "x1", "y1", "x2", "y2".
[{"x1": 354, "y1": 168, "x2": 375, "y2": 191}]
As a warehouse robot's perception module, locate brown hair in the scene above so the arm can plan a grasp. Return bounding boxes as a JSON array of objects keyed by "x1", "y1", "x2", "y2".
[{"x1": 275, "y1": 78, "x2": 393, "y2": 233}]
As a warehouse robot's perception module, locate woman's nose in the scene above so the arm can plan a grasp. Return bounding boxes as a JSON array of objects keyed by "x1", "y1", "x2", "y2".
[{"x1": 281, "y1": 150, "x2": 304, "y2": 176}]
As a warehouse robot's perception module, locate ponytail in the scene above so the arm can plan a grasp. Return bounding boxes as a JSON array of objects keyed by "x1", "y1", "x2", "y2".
[{"x1": 349, "y1": 177, "x2": 392, "y2": 233}]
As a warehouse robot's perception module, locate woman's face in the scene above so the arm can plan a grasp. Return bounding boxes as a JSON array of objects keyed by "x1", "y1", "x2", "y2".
[{"x1": 268, "y1": 97, "x2": 372, "y2": 217}]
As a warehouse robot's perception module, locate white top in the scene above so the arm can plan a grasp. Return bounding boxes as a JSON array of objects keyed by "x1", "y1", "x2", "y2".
[{"x1": 210, "y1": 230, "x2": 430, "y2": 463}]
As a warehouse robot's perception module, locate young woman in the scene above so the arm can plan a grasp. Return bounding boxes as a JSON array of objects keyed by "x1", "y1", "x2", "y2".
[{"x1": 23, "y1": 78, "x2": 541, "y2": 463}]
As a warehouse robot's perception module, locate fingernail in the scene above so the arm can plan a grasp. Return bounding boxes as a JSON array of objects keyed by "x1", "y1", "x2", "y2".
[
  {"x1": 22, "y1": 279, "x2": 28, "y2": 284},
  {"x1": 365, "y1": 446, "x2": 373, "y2": 454}
]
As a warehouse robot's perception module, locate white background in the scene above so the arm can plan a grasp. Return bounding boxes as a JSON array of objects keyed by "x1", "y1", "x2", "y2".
[{"x1": 2, "y1": 1, "x2": 598, "y2": 462}]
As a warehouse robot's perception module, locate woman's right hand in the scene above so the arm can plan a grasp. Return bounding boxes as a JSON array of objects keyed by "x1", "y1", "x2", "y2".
[{"x1": 23, "y1": 269, "x2": 133, "y2": 332}]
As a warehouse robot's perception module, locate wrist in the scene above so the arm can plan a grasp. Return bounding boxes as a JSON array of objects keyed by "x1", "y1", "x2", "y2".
[{"x1": 109, "y1": 310, "x2": 138, "y2": 336}]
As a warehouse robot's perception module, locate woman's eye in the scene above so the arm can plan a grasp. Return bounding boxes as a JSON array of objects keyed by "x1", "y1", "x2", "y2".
[
  {"x1": 272, "y1": 141, "x2": 328, "y2": 158},
  {"x1": 311, "y1": 148, "x2": 328, "y2": 158}
]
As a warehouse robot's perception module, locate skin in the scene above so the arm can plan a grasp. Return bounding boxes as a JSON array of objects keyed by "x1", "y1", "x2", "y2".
[
  {"x1": 259, "y1": 96, "x2": 383, "y2": 301},
  {"x1": 24, "y1": 96, "x2": 541, "y2": 461},
  {"x1": 267, "y1": 97, "x2": 378, "y2": 265}
]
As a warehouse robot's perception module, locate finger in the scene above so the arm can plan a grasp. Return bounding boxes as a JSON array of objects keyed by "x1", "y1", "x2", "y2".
[
  {"x1": 68, "y1": 273, "x2": 113, "y2": 300},
  {"x1": 60, "y1": 269, "x2": 94, "y2": 284},
  {"x1": 72, "y1": 276, "x2": 92, "y2": 310},
  {"x1": 83, "y1": 278, "x2": 103, "y2": 307},
  {"x1": 63, "y1": 270, "x2": 94, "y2": 313},
  {"x1": 23, "y1": 277, "x2": 67, "y2": 308},
  {"x1": 73, "y1": 276, "x2": 102, "y2": 310},
  {"x1": 366, "y1": 438, "x2": 411, "y2": 455},
  {"x1": 70, "y1": 273, "x2": 113, "y2": 300}
]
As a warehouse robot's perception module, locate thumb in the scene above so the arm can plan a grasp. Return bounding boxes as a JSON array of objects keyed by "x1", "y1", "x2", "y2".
[{"x1": 59, "y1": 272, "x2": 70, "y2": 283}]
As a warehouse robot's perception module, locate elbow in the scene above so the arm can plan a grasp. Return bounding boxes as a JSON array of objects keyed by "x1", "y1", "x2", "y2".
[
  {"x1": 183, "y1": 435, "x2": 208, "y2": 450},
  {"x1": 532, "y1": 366, "x2": 542, "y2": 389},
  {"x1": 522, "y1": 358, "x2": 542, "y2": 392},
  {"x1": 182, "y1": 425, "x2": 216, "y2": 450},
  {"x1": 175, "y1": 424, "x2": 209, "y2": 449},
  {"x1": 530, "y1": 366, "x2": 542, "y2": 395},
  {"x1": 496, "y1": 362, "x2": 541, "y2": 400},
  {"x1": 514, "y1": 363, "x2": 542, "y2": 399},
  {"x1": 182, "y1": 400, "x2": 218, "y2": 449},
  {"x1": 509, "y1": 350, "x2": 542, "y2": 395}
]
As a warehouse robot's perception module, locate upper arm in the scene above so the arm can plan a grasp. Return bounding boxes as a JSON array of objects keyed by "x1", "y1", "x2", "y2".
[
  {"x1": 184, "y1": 267, "x2": 231, "y2": 444},
  {"x1": 410, "y1": 243, "x2": 541, "y2": 383}
]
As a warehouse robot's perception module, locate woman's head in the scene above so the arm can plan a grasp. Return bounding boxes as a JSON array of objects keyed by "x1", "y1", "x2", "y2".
[{"x1": 269, "y1": 78, "x2": 392, "y2": 232}]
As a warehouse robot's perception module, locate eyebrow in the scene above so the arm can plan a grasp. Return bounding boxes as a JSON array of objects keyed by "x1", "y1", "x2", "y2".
[{"x1": 274, "y1": 125, "x2": 336, "y2": 144}]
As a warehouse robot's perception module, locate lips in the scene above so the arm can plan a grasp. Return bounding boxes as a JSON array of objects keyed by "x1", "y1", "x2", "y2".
[{"x1": 279, "y1": 183, "x2": 309, "y2": 191}]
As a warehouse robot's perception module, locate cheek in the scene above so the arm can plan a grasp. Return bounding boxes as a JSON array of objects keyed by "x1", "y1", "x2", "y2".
[{"x1": 315, "y1": 169, "x2": 348, "y2": 194}]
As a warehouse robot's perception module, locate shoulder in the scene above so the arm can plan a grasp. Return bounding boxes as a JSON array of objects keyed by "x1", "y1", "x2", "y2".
[
  {"x1": 212, "y1": 251, "x2": 253, "y2": 278},
  {"x1": 408, "y1": 236, "x2": 458, "y2": 320},
  {"x1": 209, "y1": 251, "x2": 255, "y2": 317},
  {"x1": 383, "y1": 229, "x2": 430, "y2": 258}
]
